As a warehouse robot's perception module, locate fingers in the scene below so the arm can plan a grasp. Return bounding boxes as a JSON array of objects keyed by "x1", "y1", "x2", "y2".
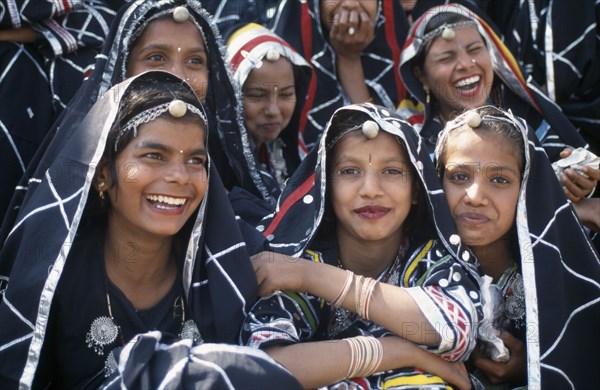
[
  {"x1": 498, "y1": 330, "x2": 521, "y2": 349},
  {"x1": 330, "y1": 2, "x2": 374, "y2": 43},
  {"x1": 582, "y1": 166, "x2": 600, "y2": 181},
  {"x1": 559, "y1": 147, "x2": 573, "y2": 158},
  {"x1": 561, "y1": 169, "x2": 596, "y2": 201}
]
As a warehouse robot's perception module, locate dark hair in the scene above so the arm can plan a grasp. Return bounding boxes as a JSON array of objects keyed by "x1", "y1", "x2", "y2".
[
  {"x1": 412, "y1": 12, "x2": 472, "y2": 70},
  {"x1": 321, "y1": 110, "x2": 430, "y2": 239},
  {"x1": 435, "y1": 105, "x2": 525, "y2": 178}
]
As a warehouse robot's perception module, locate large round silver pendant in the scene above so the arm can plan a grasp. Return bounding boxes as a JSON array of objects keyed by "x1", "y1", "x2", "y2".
[{"x1": 86, "y1": 316, "x2": 119, "y2": 355}]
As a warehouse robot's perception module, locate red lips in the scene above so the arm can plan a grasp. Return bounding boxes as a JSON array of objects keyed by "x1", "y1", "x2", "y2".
[{"x1": 354, "y1": 205, "x2": 390, "y2": 219}]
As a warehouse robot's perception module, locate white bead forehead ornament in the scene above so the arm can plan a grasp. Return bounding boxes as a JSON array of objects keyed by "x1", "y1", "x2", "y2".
[
  {"x1": 169, "y1": 99, "x2": 187, "y2": 117},
  {"x1": 265, "y1": 47, "x2": 280, "y2": 62},
  {"x1": 173, "y1": 6, "x2": 190, "y2": 23},
  {"x1": 362, "y1": 120, "x2": 379, "y2": 139},
  {"x1": 441, "y1": 26, "x2": 456, "y2": 40},
  {"x1": 465, "y1": 111, "x2": 482, "y2": 128}
]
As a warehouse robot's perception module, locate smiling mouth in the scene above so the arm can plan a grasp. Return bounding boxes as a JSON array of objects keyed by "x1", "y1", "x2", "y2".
[
  {"x1": 354, "y1": 205, "x2": 390, "y2": 219},
  {"x1": 146, "y1": 194, "x2": 187, "y2": 210},
  {"x1": 454, "y1": 75, "x2": 481, "y2": 93}
]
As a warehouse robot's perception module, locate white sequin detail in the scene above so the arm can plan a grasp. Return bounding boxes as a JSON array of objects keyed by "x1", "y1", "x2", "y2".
[
  {"x1": 303, "y1": 195, "x2": 314, "y2": 204},
  {"x1": 449, "y1": 234, "x2": 461, "y2": 245}
]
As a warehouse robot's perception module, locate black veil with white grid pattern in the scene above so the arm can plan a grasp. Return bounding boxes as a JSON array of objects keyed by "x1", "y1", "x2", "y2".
[
  {"x1": 436, "y1": 110, "x2": 600, "y2": 388},
  {"x1": 0, "y1": 71, "x2": 257, "y2": 387}
]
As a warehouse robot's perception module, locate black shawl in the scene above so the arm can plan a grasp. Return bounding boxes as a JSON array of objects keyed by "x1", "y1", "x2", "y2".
[
  {"x1": 435, "y1": 109, "x2": 600, "y2": 388},
  {"x1": 267, "y1": 0, "x2": 410, "y2": 154},
  {"x1": 0, "y1": 72, "x2": 259, "y2": 388},
  {"x1": 398, "y1": 3, "x2": 588, "y2": 161}
]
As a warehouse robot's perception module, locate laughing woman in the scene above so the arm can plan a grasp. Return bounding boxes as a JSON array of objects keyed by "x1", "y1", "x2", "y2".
[
  {"x1": 0, "y1": 72, "x2": 300, "y2": 389},
  {"x1": 398, "y1": 3, "x2": 598, "y2": 204}
]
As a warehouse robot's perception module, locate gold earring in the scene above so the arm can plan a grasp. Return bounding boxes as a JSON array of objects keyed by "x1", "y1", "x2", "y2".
[
  {"x1": 424, "y1": 86, "x2": 431, "y2": 105},
  {"x1": 98, "y1": 181, "x2": 105, "y2": 200}
]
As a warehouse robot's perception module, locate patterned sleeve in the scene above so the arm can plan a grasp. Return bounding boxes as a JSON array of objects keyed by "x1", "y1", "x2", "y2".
[
  {"x1": 240, "y1": 290, "x2": 328, "y2": 350},
  {"x1": 1, "y1": 0, "x2": 117, "y2": 57},
  {"x1": 401, "y1": 240, "x2": 481, "y2": 361}
]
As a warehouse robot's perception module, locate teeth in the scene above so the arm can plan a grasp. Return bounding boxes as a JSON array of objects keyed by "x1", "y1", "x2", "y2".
[
  {"x1": 455, "y1": 75, "x2": 480, "y2": 88},
  {"x1": 146, "y1": 194, "x2": 186, "y2": 206}
]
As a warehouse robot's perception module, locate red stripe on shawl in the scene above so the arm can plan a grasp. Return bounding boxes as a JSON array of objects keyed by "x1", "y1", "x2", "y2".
[
  {"x1": 383, "y1": 1, "x2": 405, "y2": 102},
  {"x1": 477, "y1": 18, "x2": 541, "y2": 112},
  {"x1": 229, "y1": 35, "x2": 297, "y2": 72},
  {"x1": 263, "y1": 173, "x2": 316, "y2": 237},
  {"x1": 402, "y1": 11, "x2": 427, "y2": 51},
  {"x1": 62, "y1": 0, "x2": 70, "y2": 13},
  {"x1": 297, "y1": 2, "x2": 316, "y2": 154}
]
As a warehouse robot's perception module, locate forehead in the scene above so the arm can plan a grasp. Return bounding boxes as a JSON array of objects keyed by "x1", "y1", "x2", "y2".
[
  {"x1": 427, "y1": 26, "x2": 483, "y2": 53},
  {"x1": 333, "y1": 130, "x2": 408, "y2": 159},
  {"x1": 245, "y1": 58, "x2": 294, "y2": 85},
  {"x1": 135, "y1": 18, "x2": 205, "y2": 47},
  {"x1": 135, "y1": 116, "x2": 206, "y2": 138},
  {"x1": 444, "y1": 127, "x2": 521, "y2": 166}
]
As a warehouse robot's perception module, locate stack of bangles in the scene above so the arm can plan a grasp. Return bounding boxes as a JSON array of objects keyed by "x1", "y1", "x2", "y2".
[
  {"x1": 330, "y1": 270, "x2": 378, "y2": 321},
  {"x1": 345, "y1": 336, "x2": 384, "y2": 378}
]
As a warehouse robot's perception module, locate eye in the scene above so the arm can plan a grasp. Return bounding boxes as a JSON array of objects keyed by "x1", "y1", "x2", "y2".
[
  {"x1": 468, "y1": 45, "x2": 484, "y2": 54},
  {"x1": 491, "y1": 176, "x2": 510, "y2": 185},
  {"x1": 447, "y1": 171, "x2": 470, "y2": 182},
  {"x1": 244, "y1": 90, "x2": 267, "y2": 100},
  {"x1": 187, "y1": 156, "x2": 206, "y2": 165},
  {"x1": 338, "y1": 167, "x2": 360, "y2": 175},
  {"x1": 188, "y1": 56, "x2": 206, "y2": 66},
  {"x1": 280, "y1": 91, "x2": 296, "y2": 99},
  {"x1": 146, "y1": 53, "x2": 165, "y2": 62},
  {"x1": 144, "y1": 152, "x2": 163, "y2": 160},
  {"x1": 383, "y1": 167, "x2": 406, "y2": 175}
]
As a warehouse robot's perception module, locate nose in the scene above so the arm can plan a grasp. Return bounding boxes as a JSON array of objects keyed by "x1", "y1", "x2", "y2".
[
  {"x1": 264, "y1": 94, "x2": 281, "y2": 117},
  {"x1": 358, "y1": 171, "x2": 384, "y2": 198},
  {"x1": 165, "y1": 159, "x2": 191, "y2": 185},
  {"x1": 463, "y1": 180, "x2": 487, "y2": 206},
  {"x1": 169, "y1": 61, "x2": 188, "y2": 82},
  {"x1": 456, "y1": 49, "x2": 474, "y2": 69}
]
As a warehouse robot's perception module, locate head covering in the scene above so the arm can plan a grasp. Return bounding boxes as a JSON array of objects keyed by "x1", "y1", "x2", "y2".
[
  {"x1": 267, "y1": 0, "x2": 410, "y2": 154},
  {"x1": 226, "y1": 22, "x2": 312, "y2": 192},
  {"x1": 435, "y1": 106, "x2": 600, "y2": 388},
  {"x1": 259, "y1": 103, "x2": 472, "y2": 263},
  {"x1": 1, "y1": 0, "x2": 276, "y2": 240},
  {"x1": 0, "y1": 71, "x2": 258, "y2": 387},
  {"x1": 398, "y1": 3, "x2": 587, "y2": 160}
]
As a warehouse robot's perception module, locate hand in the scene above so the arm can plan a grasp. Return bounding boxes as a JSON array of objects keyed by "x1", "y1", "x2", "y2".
[
  {"x1": 328, "y1": 1, "x2": 375, "y2": 59},
  {"x1": 251, "y1": 251, "x2": 310, "y2": 296},
  {"x1": 471, "y1": 331, "x2": 526, "y2": 385},
  {"x1": 572, "y1": 197, "x2": 600, "y2": 232},
  {"x1": 559, "y1": 148, "x2": 600, "y2": 202},
  {"x1": 424, "y1": 358, "x2": 472, "y2": 390}
]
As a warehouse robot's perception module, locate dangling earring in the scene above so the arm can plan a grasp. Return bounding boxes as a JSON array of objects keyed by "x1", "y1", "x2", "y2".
[
  {"x1": 98, "y1": 181, "x2": 105, "y2": 200},
  {"x1": 424, "y1": 86, "x2": 431, "y2": 105}
]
